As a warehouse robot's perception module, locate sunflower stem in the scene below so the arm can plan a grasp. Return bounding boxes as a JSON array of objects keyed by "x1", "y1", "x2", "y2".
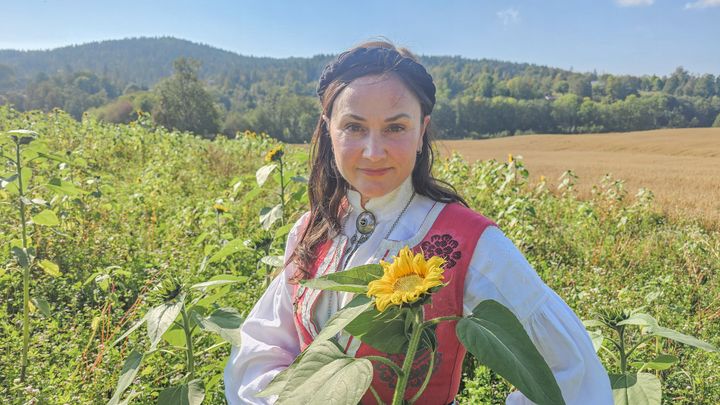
[
  {"x1": 391, "y1": 308, "x2": 424, "y2": 405},
  {"x1": 16, "y1": 139, "x2": 31, "y2": 382},
  {"x1": 422, "y1": 315, "x2": 462, "y2": 328},
  {"x1": 363, "y1": 355, "x2": 404, "y2": 377},
  {"x1": 409, "y1": 347, "x2": 435, "y2": 404},
  {"x1": 368, "y1": 385, "x2": 385, "y2": 405}
]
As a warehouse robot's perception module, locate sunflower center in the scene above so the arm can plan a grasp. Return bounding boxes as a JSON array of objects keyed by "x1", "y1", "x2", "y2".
[{"x1": 393, "y1": 274, "x2": 424, "y2": 293}]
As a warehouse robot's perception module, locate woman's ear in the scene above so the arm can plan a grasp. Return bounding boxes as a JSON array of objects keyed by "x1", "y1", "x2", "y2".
[{"x1": 322, "y1": 114, "x2": 331, "y2": 129}]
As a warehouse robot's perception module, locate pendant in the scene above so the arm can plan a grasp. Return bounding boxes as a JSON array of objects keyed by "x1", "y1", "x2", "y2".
[{"x1": 356, "y1": 210, "x2": 376, "y2": 235}]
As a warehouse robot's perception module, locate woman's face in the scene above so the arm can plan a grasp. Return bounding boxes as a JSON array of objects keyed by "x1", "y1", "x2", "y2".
[{"x1": 325, "y1": 74, "x2": 430, "y2": 204}]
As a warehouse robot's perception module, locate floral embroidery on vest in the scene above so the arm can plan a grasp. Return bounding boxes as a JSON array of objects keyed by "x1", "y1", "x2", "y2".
[{"x1": 420, "y1": 233, "x2": 461, "y2": 269}]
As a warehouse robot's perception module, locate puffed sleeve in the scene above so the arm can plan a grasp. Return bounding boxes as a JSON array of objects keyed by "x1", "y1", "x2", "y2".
[
  {"x1": 463, "y1": 226, "x2": 613, "y2": 405},
  {"x1": 224, "y1": 212, "x2": 310, "y2": 404}
]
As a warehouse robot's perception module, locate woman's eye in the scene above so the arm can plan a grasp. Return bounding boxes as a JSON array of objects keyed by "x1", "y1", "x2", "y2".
[
  {"x1": 387, "y1": 124, "x2": 405, "y2": 133},
  {"x1": 345, "y1": 124, "x2": 364, "y2": 133}
]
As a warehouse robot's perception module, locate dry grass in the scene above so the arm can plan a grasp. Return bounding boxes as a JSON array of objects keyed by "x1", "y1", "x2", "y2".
[{"x1": 436, "y1": 128, "x2": 720, "y2": 229}]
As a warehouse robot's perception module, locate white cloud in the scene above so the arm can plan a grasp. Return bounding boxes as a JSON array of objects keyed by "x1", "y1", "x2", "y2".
[
  {"x1": 685, "y1": 0, "x2": 720, "y2": 9},
  {"x1": 497, "y1": 8, "x2": 520, "y2": 26},
  {"x1": 615, "y1": 0, "x2": 654, "y2": 6}
]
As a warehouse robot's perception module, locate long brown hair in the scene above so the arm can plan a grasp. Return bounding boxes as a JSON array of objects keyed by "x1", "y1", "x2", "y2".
[{"x1": 292, "y1": 40, "x2": 466, "y2": 281}]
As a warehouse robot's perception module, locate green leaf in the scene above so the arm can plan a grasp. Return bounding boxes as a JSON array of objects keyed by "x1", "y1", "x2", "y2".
[
  {"x1": 275, "y1": 340, "x2": 373, "y2": 405},
  {"x1": 240, "y1": 186, "x2": 262, "y2": 204},
  {"x1": 194, "y1": 307, "x2": 244, "y2": 346},
  {"x1": 190, "y1": 274, "x2": 248, "y2": 290},
  {"x1": 587, "y1": 329, "x2": 603, "y2": 353},
  {"x1": 195, "y1": 286, "x2": 230, "y2": 309},
  {"x1": 116, "y1": 391, "x2": 141, "y2": 405},
  {"x1": 582, "y1": 319, "x2": 604, "y2": 328},
  {"x1": 8, "y1": 129, "x2": 39, "y2": 136},
  {"x1": 108, "y1": 350, "x2": 143, "y2": 405},
  {"x1": 260, "y1": 255, "x2": 284, "y2": 268},
  {"x1": 157, "y1": 379, "x2": 205, "y2": 405},
  {"x1": 648, "y1": 326, "x2": 718, "y2": 352},
  {"x1": 618, "y1": 313, "x2": 658, "y2": 328},
  {"x1": 290, "y1": 187, "x2": 308, "y2": 204},
  {"x1": 32, "y1": 209, "x2": 60, "y2": 226},
  {"x1": 258, "y1": 356, "x2": 302, "y2": 398},
  {"x1": 311, "y1": 295, "x2": 372, "y2": 346},
  {"x1": 20, "y1": 167, "x2": 32, "y2": 186},
  {"x1": 11, "y1": 246, "x2": 29, "y2": 268},
  {"x1": 162, "y1": 325, "x2": 187, "y2": 347},
  {"x1": 630, "y1": 354, "x2": 678, "y2": 371},
  {"x1": 208, "y1": 239, "x2": 249, "y2": 263},
  {"x1": 112, "y1": 316, "x2": 147, "y2": 347},
  {"x1": 95, "y1": 274, "x2": 111, "y2": 292},
  {"x1": 36, "y1": 150, "x2": 71, "y2": 164},
  {"x1": 301, "y1": 264, "x2": 384, "y2": 294},
  {"x1": 8, "y1": 129, "x2": 38, "y2": 145},
  {"x1": 345, "y1": 304, "x2": 409, "y2": 354},
  {"x1": 256, "y1": 164, "x2": 277, "y2": 187},
  {"x1": 610, "y1": 372, "x2": 661, "y2": 405},
  {"x1": 274, "y1": 221, "x2": 294, "y2": 240},
  {"x1": 30, "y1": 197, "x2": 48, "y2": 206},
  {"x1": 0, "y1": 173, "x2": 18, "y2": 188},
  {"x1": 260, "y1": 204, "x2": 283, "y2": 230},
  {"x1": 38, "y1": 259, "x2": 61, "y2": 277},
  {"x1": 31, "y1": 297, "x2": 51, "y2": 317},
  {"x1": 146, "y1": 296, "x2": 185, "y2": 350},
  {"x1": 46, "y1": 177, "x2": 84, "y2": 196},
  {"x1": 457, "y1": 300, "x2": 565, "y2": 405}
]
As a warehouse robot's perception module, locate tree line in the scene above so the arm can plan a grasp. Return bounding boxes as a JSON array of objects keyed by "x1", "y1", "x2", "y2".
[{"x1": 1, "y1": 37, "x2": 719, "y2": 140}]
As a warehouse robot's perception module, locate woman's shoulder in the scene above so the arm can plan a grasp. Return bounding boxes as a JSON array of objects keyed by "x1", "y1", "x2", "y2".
[
  {"x1": 439, "y1": 201, "x2": 498, "y2": 229},
  {"x1": 284, "y1": 211, "x2": 312, "y2": 250},
  {"x1": 289, "y1": 211, "x2": 312, "y2": 234}
]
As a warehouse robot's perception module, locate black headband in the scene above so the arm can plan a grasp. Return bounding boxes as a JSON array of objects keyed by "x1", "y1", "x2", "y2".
[{"x1": 316, "y1": 47, "x2": 436, "y2": 111}]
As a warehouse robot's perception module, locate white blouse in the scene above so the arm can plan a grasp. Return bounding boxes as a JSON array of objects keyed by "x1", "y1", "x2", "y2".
[{"x1": 224, "y1": 177, "x2": 613, "y2": 404}]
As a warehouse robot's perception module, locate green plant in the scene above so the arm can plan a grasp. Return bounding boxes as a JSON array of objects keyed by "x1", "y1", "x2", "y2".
[
  {"x1": 262, "y1": 253, "x2": 565, "y2": 405},
  {"x1": 584, "y1": 309, "x2": 718, "y2": 404},
  {"x1": 108, "y1": 274, "x2": 247, "y2": 404},
  {"x1": 1, "y1": 129, "x2": 76, "y2": 381}
]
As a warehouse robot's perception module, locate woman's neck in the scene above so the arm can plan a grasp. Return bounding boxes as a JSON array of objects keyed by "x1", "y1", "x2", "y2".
[{"x1": 348, "y1": 176, "x2": 415, "y2": 222}]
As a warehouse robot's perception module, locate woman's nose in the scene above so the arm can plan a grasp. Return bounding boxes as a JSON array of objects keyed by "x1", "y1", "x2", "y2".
[{"x1": 362, "y1": 132, "x2": 386, "y2": 161}]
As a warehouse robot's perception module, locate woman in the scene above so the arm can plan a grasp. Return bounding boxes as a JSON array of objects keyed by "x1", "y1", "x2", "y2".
[{"x1": 225, "y1": 41, "x2": 612, "y2": 404}]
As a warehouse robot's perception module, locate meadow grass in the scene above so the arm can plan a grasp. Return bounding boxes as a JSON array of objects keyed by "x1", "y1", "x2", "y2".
[{"x1": 1, "y1": 108, "x2": 718, "y2": 403}]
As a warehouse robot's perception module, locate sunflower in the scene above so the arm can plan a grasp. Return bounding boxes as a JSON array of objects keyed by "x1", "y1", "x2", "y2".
[
  {"x1": 367, "y1": 246, "x2": 446, "y2": 312},
  {"x1": 264, "y1": 145, "x2": 284, "y2": 163},
  {"x1": 213, "y1": 203, "x2": 229, "y2": 213}
]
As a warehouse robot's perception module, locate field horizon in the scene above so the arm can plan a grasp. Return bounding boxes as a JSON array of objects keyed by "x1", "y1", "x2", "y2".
[{"x1": 436, "y1": 128, "x2": 720, "y2": 230}]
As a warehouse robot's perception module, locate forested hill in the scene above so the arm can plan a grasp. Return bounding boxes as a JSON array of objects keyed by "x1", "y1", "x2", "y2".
[
  {"x1": 1, "y1": 37, "x2": 719, "y2": 141},
  {"x1": 0, "y1": 37, "x2": 574, "y2": 93},
  {"x1": 0, "y1": 37, "x2": 331, "y2": 88}
]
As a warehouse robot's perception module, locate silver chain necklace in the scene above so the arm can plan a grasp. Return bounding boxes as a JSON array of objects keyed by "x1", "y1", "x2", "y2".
[
  {"x1": 339, "y1": 190, "x2": 416, "y2": 271},
  {"x1": 323, "y1": 190, "x2": 416, "y2": 326}
]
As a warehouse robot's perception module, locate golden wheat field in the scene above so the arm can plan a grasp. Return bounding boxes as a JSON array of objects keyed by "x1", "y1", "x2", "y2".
[{"x1": 437, "y1": 128, "x2": 720, "y2": 229}]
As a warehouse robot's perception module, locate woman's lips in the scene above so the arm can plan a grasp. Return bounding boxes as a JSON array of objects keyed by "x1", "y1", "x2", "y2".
[{"x1": 359, "y1": 168, "x2": 392, "y2": 176}]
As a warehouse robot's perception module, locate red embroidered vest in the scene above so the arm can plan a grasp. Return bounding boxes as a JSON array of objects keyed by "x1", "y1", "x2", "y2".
[{"x1": 293, "y1": 202, "x2": 496, "y2": 404}]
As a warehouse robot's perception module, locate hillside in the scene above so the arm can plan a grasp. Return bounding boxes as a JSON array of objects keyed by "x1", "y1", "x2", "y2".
[
  {"x1": 0, "y1": 37, "x2": 331, "y2": 89},
  {"x1": 1, "y1": 37, "x2": 719, "y2": 142}
]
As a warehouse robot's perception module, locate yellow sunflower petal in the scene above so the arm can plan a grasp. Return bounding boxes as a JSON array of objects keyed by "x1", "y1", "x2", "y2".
[{"x1": 366, "y1": 246, "x2": 447, "y2": 312}]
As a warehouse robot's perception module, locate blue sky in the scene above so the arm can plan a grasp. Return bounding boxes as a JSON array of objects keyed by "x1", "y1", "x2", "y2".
[{"x1": 1, "y1": 0, "x2": 719, "y2": 76}]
